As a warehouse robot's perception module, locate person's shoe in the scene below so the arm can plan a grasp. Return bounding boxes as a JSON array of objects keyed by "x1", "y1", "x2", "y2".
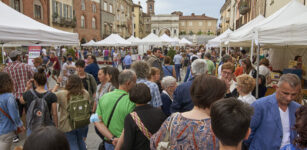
[{"x1": 12, "y1": 135, "x2": 20, "y2": 143}]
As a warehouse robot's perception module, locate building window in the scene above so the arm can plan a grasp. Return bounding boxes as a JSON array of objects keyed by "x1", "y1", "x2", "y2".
[
  {"x1": 92, "y1": 18, "x2": 96, "y2": 29},
  {"x1": 189, "y1": 22, "x2": 193, "y2": 26},
  {"x1": 92, "y1": 3, "x2": 96, "y2": 13},
  {"x1": 153, "y1": 29, "x2": 156, "y2": 34},
  {"x1": 110, "y1": 5, "x2": 113, "y2": 13},
  {"x1": 34, "y1": 5, "x2": 41, "y2": 19},
  {"x1": 199, "y1": 21, "x2": 203, "y2": 26},
  {"x1": 181, "y1": 22, "x2": 185, "y2": 26},
  {"x1": 208, "y1": 21, "x2": 212, "y2": 26},
  {"x1": 104, "y1": 2, "x2": 107, "y2": 11},
  {"x1": 174, "y1": 29, "x2": 177, "y2": 34},
  {"x1": 12, "y1": 0, "x2": 21, "y2": 12},
  {"x1": 81, "y1": 0, "x2": 85, "y2": 10},
  {"x1": 81, "y1": 15, "x2": 85, "y2": 28}
]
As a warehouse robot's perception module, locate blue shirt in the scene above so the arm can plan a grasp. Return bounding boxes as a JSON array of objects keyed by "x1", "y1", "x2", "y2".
[
  {"x1": 161, "y1": 91, "x2": 172, "y2": 116},
  {"x1": 123, "y1": 55, "x2": 132, "y2": 65},
  {"x1": 163, "y1": 65, "x2": 173, "y2": 77},
  {"x1": 170, "y1": 78, "x2": 194, "y2": 113},
  {"x1": 173, "y1": 54, "x2": 182, "y2": 65},
  {"x1": 0, "y1": 93, "x2": 23, "y2": 135},
  {"x1": 85, "y1": 63, "x2": 100, "y2": 83},
  {"x1": 137, "y1": 78, "x2": 162, "y2": 108}
]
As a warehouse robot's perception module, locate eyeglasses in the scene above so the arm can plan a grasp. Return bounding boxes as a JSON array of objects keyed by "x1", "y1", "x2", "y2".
[{"x1": 222, "y1": 71, "x2": 233, "y2": 75}]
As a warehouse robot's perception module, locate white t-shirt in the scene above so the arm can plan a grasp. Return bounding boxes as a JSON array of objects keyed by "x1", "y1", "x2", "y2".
[
  {"x1": 279, "y1": 107, "x2": 290, "y2": 149},
  {"x1": 259, "y1": 65, "x2": 271, "y2": 78},
  {"x1": 62, "y1": 62, "x2": 76, "y2": 77},
  {"x1": 238, "y1": 93, "x2": 256, "y2": 105}
]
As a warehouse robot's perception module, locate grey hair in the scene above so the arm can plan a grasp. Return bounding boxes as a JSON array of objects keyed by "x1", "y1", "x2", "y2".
[
  {"x1": 277, "y1": 73, "x2": 301, "y2": 88},
  {"x1": 131, "y1": 60, "x2": 150, "y2": 78},
  {"x1": 191, "y1": 59, "x2": 207, "y2": 76},
  {"x1": 161, "y1": 76, "x2": 177, "y2": 89},
  {"x1": 118, "y1": 70, "x2": 136, "y2": 85}
]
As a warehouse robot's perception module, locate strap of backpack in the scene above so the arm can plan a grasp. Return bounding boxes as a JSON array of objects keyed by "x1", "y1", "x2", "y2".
[
  {"x1": 106, "y1": 93, "x2": 127, "y2": 128},
  {"x1": 163, "y1": 66, "x2": 172, "y2": 75},
  {"x1": 30, "y1": 89, "x2": 50, "y2": 100},
  {"x1": 130, "y1": 112, "x2": 152, "y2": 140},
  {"x1": 0, "y1": 107, "x2": 14, "y2": 123}
]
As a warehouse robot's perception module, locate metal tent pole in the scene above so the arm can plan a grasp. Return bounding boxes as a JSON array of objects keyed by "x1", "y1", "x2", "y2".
[
  {"x1": 256, "y1": 44, "x2": 260, "y2": 98},
  {"x1": 2, "y1": 45, "x2": 4, "y2": 64},
  {"x1": 251, "y1": 40, "x2": 254, "y2": 62}
]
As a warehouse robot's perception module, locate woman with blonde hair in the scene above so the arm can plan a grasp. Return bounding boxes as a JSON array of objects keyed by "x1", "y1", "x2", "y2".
[{"x1": 236, "y1": 74, "x2": 256, "y2": 104}]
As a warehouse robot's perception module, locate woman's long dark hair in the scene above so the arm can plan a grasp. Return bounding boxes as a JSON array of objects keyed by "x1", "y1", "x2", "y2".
[
  {"x1": 0, "y1": 72, "x2": 14, "y2": 94},
  {"x1": 107, "y1": 67, "x2": 119, "y2": 89},
  {"x1": 34, "y1": 67, "x2": 47, "y2": 86},
  {"x1": 65, "y1": 75, "x2": 84, "y2": 101},
  {"x1": 293, "y1": 105, "x2": 307, "y2": 149},
  {"x1": 242, "y1": 58, "x2": 254, "y2": 74}
]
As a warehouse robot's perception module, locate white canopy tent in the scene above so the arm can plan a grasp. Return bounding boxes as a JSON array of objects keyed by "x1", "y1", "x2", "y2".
[
  {"x1": 94, "y1": 34, "x2": 131, "y2": 46},
  {"x1": 180, "y1": 38, "x2": 193, "y2": 46},
  {"x1": 160, "y1": 34, "x2": 179, "y2": 45},
  {"x1": 254, "y1": 0, "x2": 307, "y2": 47},
  {"x1": 136, "y1": 33, "x2": 164, "y2": 45},
  {"x1": 81, "y1": 40, "x2": 96, "y2": 46},
  {"x1": 127, "y1": 36, "x2": 141, "y2": 45},
  {"x1": 208, "y1": 29, "x2": 233, "y2": 48},
  {"x1": 222, "y1": 15, "x2": 265, "y2": 47},
  {"x1": 0, "y1": 1, "x2": 79, "y2": 45}
]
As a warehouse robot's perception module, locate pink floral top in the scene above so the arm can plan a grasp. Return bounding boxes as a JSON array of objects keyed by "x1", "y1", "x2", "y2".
[{"x1": 150, "y1": 113, "x2": 219, "y2": 150}]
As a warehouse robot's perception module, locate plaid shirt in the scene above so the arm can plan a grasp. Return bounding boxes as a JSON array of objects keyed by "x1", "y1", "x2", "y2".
[
  {"x1": 137, "y1": 78, "x2": 162, "y2": 108},
  {"x1": 3, "y1": 61, "x2": 34, "y2": 99}
]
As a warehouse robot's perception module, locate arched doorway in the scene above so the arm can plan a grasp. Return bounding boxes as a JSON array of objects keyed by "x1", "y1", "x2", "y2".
[{"x1": 159, "y1": 28, "x2": 170, "y2": 36}]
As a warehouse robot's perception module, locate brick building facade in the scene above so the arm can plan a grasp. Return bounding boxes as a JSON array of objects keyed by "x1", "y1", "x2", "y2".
[
  {"x1": 1, "y1": 0, "x2": 49, "y2": 25},
  {"x1": 74, "y1": 0, "x2": 101, "y2": 43}
]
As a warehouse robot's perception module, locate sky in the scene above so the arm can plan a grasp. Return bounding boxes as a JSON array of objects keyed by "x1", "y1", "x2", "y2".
[{"x1": 132, "y1": 0, "x2": 225, "y2": 19}]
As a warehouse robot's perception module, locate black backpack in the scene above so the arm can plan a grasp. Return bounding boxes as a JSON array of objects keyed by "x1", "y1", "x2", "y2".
[{"x1": 26, "y1": 90, "x2": 54, "y2": 131}]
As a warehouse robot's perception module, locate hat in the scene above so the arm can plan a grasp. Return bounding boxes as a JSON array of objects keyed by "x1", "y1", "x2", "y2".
[{"x1": 9, "y1": 50, "x2": 22, "y2": 58}]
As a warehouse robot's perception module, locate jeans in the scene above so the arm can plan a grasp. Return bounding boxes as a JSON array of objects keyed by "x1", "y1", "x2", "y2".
[
  {"x1": 175, "y1": 64, "x2": 181, "y2": 81},
  {"x1": 105, "y1": 142, "x2": 115, "y2": 150},
  {"x1": 120, "y1": 57, "x2": 124, "y2": 69},
  {"x1": 125, "y1": 65, "x2": 131, "y2": 69},
  {"x1": 65, "y1": 126, "x2": 88, "y2": 150},
  {"x1": 0, "y1": 132, "x2": 14, "y2": 150}
]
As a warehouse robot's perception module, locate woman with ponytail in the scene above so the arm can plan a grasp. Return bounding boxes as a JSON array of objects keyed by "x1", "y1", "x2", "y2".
[{"x1": 20, "y1": 67, "x2": 58, "y2": 134}]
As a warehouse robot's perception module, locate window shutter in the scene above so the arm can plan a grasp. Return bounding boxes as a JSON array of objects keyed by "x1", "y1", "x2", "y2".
[
  {"x1": 59, "y1": 3, "x2": 62, "y2": 17},
  {"x1": 70, "y1": 6, "x2": 73, "y2": 18},
  {"x1": 52, "y1": 0, "x2": 56, "y2": 13},
  {"x1": 64, "y1": 4, "x2": 67, "y2": 18}
]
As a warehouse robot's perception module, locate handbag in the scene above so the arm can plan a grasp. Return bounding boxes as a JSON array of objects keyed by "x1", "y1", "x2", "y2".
[
  {"x1": 130, "y1": 112, "x2": 152, "y2": 140},
  {"x1": 98, "y1": 93, "x2": 127, "y2": 150},
  {"x1": 0, "y1": 107, "x2": 23, "y2": 134},
  {"x1": 157, "y1": 113, "x2": 179, "y2": 150}
]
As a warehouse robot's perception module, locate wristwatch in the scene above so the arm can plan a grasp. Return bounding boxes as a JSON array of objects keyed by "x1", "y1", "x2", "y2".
[{"x1": 110, "y1": 136, "x2": 116, "y2": 142}]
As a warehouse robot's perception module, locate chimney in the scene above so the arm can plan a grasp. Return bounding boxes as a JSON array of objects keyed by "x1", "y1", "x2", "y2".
[
  {"x1": 202, "y1": 13, "x2": 206, "y2": 16},
  {"x1": 191, "y1": 13, "x2": 195, "y2": 16},
  {"x1": 138, "y1": 1, "x2": 140, "y2": 5}
]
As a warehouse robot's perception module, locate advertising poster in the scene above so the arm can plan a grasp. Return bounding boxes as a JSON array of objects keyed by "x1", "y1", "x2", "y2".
[{"x1": 28, "y1": 46, "x2": 41, "y2": 66}]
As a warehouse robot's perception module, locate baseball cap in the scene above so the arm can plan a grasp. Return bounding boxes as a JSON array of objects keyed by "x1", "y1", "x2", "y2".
[{"x1": 9, "y1": 50, "x2": 22, "y2": 58}]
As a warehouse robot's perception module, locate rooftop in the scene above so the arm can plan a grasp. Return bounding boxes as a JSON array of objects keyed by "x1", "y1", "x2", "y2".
[{"x1": 179, "y1": 14, "x2": 217, "y2": 20}]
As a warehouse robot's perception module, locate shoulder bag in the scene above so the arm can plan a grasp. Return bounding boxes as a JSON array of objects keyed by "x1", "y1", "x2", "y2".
[{"x1": 98, "y1": 93, "x2": 127, "y2": 150}]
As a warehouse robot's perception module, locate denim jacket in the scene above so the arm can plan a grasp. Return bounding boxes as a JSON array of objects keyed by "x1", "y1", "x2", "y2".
[{"x1": 0, "y1": 93, "x2": 23, "y2": 135}]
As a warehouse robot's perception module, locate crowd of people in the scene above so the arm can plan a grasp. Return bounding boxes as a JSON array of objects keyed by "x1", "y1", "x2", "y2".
[{"x1": 0, "y1": 46, "x2": 306, "y2": 150}]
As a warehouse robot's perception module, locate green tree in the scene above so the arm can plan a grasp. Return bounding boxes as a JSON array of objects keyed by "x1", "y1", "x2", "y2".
[
  {"x1": 167, "y1": 47, "x2": 176, "y2": 65},
  {"x1": 189, "y1": 31, "x2": 194, "y2": 35},
  {"x1": 197, "y1": 30, "x2": 202, "y2": 35}
]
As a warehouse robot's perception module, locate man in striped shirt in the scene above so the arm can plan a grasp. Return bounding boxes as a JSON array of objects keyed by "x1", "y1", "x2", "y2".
[{"x1": 3, "y1": 50, "x2": 34, "y2": 116}]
